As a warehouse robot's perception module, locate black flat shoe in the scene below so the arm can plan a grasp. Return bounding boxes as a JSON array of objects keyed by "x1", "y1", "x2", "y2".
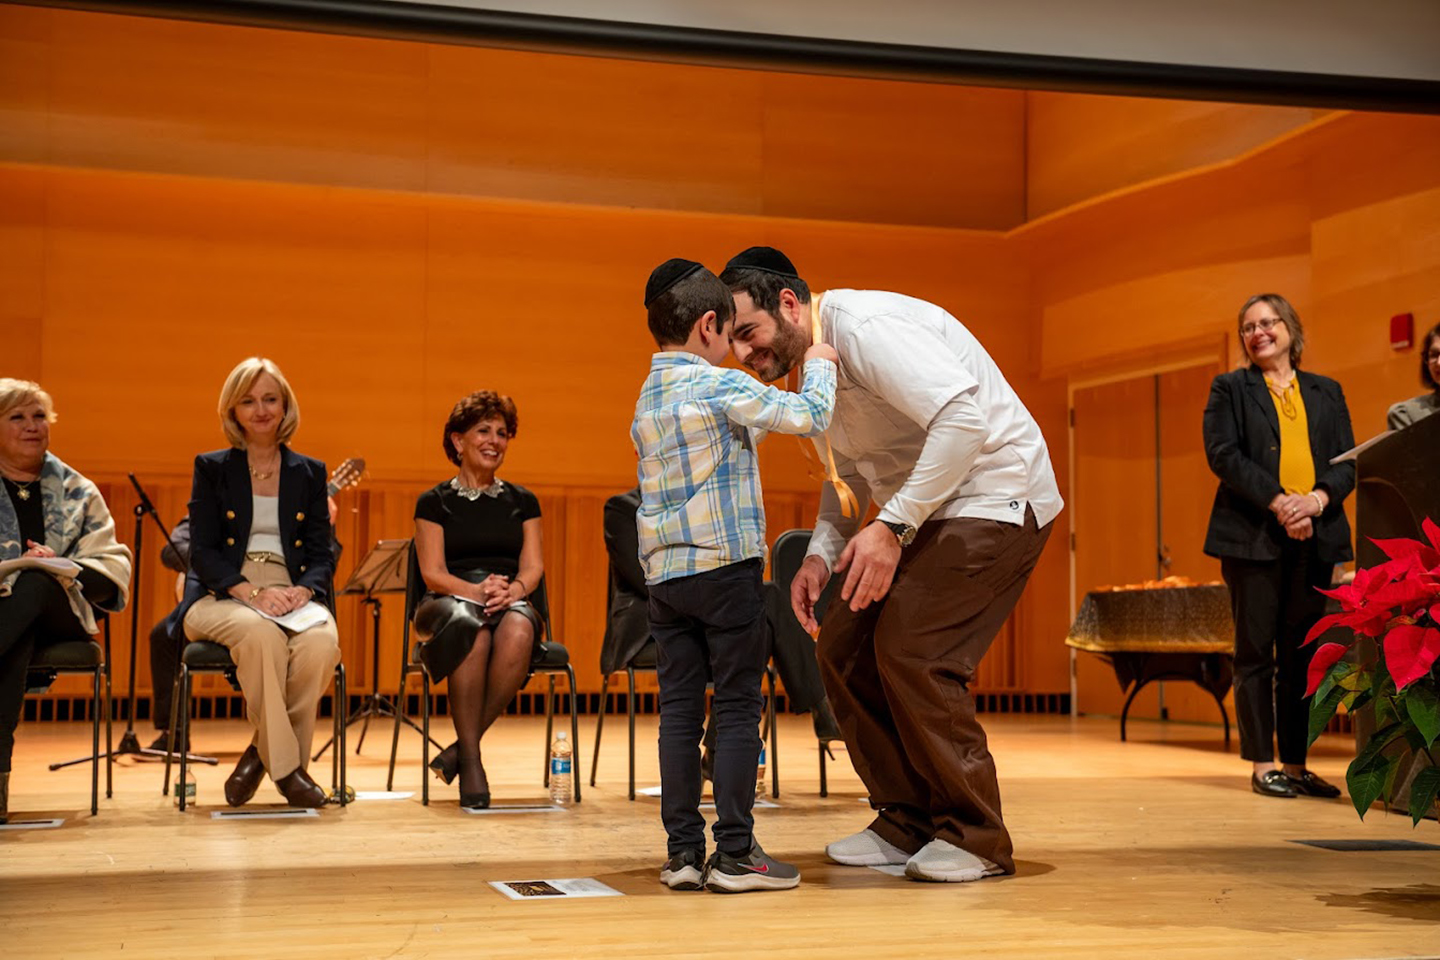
[
  {"x1": 1287, "y1": 770, "x2": 1342, "y2": 798},
  {"x1": 429, "y1": 742, "x2": 458, "y2": 785},
  {"x1": 457, "y1": 755, "x2": 489, "y2": 809},
  {"x1": 1251, "y1": 770, "x2": 1296, "y2": 798}
]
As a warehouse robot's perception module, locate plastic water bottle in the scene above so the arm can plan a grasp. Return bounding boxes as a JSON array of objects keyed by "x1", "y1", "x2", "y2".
[
  {"x1": 755, "y1": 742, "x2": 767, "y2": 796},
  {"x1": 173, "y1": 767, "x2": 196, "y2": 807},
  {"x1": 549, "y1": 731, "x2": 573, "y2": 806}
]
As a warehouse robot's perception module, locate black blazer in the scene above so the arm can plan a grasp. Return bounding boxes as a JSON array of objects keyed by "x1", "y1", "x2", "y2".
[
  {"x1": 599, "y1": 488, "x2": 652, "y2": 675},
  {"x1": 1202, "y1": 366, "x2": 1355, "y2": 564},
  {"x1": 166, "y1": 445, "x2": 335, "y2": 640}
]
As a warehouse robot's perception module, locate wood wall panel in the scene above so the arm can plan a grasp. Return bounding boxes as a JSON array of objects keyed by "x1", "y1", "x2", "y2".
[
  {"x1": 0, "y1": 165, "x2": 44, "y2": 378},
  {"x1": 0, "y1": 4, "x2": 1027, "y2": 230},
  {"x1": 1025, "y1": 93, "x2": 1324, "y2": 219}
]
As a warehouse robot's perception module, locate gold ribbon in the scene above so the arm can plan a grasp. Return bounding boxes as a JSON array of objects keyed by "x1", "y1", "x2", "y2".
[{"x1": 797, "y1": 293, "x2": 860, "y2": 519}]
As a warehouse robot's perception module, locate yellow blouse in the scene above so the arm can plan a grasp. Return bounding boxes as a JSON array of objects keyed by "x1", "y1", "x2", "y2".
[{"x1": 1267, "y1": 377, "x2": 1315, "y2": 495}]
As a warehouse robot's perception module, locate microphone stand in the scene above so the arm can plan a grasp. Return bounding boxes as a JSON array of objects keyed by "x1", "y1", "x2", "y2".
[{"x1": 52, "y1": 473, "x2": 217, "y2": 768}]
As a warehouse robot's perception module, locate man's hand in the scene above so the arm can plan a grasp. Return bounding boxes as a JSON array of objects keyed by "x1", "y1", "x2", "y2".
[
  {"x1": 790, "y1": 555, "x2": 832, "y2": 635},
  {"x1": 836, "y1": 522, "x2": 902, "y2": 612}
]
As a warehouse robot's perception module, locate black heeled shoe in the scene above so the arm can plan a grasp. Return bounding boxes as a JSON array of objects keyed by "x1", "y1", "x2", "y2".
[
  {"x1": 429, "y1": 743, "x2": 458, "y2": 785},
  {"x1": 458, "y1": 756, "x2": 490, "y2": 809}
]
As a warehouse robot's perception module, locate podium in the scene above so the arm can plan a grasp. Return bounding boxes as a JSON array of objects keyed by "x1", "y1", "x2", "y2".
[{"x1": 1346, "y1": 411, "x2": 1440, "y2": 817}]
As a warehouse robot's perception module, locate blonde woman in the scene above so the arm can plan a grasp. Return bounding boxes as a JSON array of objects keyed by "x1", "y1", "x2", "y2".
[
  {"x1": 0, "y1": 379, "x2": 131, "y2": 823},
  {"x1": 166, "y1": 358, "x2": 339, "y2": 808}
]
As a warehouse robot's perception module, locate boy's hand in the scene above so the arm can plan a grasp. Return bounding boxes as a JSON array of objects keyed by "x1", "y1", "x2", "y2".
[
  {"x1": 804, "y1": 343, "x2": 839, "y2": 365},
  {"x1": 790, "y1": 556, "x2": 832, "y2": 635}
]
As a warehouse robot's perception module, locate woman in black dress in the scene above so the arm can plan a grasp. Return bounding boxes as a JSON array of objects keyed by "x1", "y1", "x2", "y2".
[{"x1": 413, "y1": 391, "x2": 544, "y2": 808}]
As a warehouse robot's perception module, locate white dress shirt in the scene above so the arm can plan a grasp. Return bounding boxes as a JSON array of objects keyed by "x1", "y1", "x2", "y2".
[{"x1": 806, "y1": 289, "x2": 1064, "y2": 569}]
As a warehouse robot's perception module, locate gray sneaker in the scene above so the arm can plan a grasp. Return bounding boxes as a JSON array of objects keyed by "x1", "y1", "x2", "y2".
[
  {"x1": 703, "y1": 842, "x2": 801, "y2": 893},
  {"x1": 660, "y1": 849, "x2": 705, "y2": 890}
]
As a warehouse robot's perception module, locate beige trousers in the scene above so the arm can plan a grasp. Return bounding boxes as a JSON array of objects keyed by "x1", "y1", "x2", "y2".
[{"x1": 183, "y1": 559, "x2": 341, "y2": 781}]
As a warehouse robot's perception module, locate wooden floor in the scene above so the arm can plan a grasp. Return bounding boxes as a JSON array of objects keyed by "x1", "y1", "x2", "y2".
[{"x1": 2, "y1": 712, "x2": 1436, "y2": 959}]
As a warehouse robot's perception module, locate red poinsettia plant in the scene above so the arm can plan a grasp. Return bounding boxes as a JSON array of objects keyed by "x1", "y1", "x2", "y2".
[{"x1": 1306, "y1": 518, "x2": 1440, "y2": 825}]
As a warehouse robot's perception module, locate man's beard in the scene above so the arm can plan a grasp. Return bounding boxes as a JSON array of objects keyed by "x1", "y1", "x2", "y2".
[{"x1": 751, "y1": 314, "x2": 810, "y2": 382}]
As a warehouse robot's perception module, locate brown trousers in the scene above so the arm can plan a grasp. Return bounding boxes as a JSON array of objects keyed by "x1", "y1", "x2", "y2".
[
  {"x1": 818, "y1": 508, "x2": 1051, "y2": 874},
  {"x1": 183, "y1": 559, "x2": 341, "y2": 781}
]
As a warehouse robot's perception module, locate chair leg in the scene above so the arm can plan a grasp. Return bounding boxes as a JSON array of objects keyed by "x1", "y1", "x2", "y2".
[
  {"x1": 337, "y1": 664, "x2": 348, "y2": 805},
  {"x1": 420, "y1": 672, "x2": 430, "y2": 806},
  {"x1": 544, "y1": 674, "x2": 556, "y2": 788},
  {"x1": 162, "y1": 670, "x2": 181, "y2": 796},
  {"x1": 104, "y1": 662, "x2": 113, "y2": 800},
  {"x1": 90, "y1": 666, "x2": 101, "y2": 816},
  {"x1": 767, "y1": 667, "x2": 779, "y2": 799},
  {"x1": 566, "y1": 664, "x2": 581, "y2": 803},
  {"x1": 819, "y1": 739, "x2": 828, "y2": 798},
  {"x1": 590, "y1": 674, "x2": 610, "y2": 787},
  {"x1": 387, "y1": 669, "x2": 405, "y2": 792},
  {"x1": 177, "y1": 667, "x2": 191, "y2": 812},
  {"x1": 626, "y1": 667, "x2": 637, "y2": 801}
]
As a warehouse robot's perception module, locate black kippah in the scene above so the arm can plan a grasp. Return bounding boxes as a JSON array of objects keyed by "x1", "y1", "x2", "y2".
[
  {"x1": 723, "y1": 246, "x2": 799, "y2": 279},
  {"x1": 644, "y1": 258, "x2": 705, "y2": 307}
]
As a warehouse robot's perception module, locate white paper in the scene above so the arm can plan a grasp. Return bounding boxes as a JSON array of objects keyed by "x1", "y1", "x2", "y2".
[
  {"x1": 463, "y1": 803, "x2": 567, "y2": 815},
  {"x1": 0, "y1": 818, "x2": 65, "y2": 831},
  {"x1": 209, "y1": 808, "x2": 321, "y2": 820},
  {"x1": 1330, "y1": 429, "x2": 1396, "y2": 464},
  {"x1": 488, "y1": 878, "x2": 622, "y2": 901},
  {"x1": 250, "y1": 601, "x2": 332, "y2": 633},
  {"x1": 353, "y1": 790, "x2": 413, "y2": 801},
  {"x1": 0, "y1": 556, "x2": 82, "y2": 580}
]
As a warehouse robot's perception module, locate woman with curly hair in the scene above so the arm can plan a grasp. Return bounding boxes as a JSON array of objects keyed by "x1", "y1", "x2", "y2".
[{"x1": 413, "y1": 391, "x2": 544, "y2": 808}]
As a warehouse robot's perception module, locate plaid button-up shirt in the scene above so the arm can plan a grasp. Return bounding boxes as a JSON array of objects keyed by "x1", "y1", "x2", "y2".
[{"x1": 631, "y1": 352, "x2": 836, "y2": 585}]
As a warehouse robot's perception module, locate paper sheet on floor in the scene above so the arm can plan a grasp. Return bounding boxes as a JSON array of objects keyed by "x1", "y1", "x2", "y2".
[{"x1": 489, "y1": 878, "x2": 622, "y2": 901}]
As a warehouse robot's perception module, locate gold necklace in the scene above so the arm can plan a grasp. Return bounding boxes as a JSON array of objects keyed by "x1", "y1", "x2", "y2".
[
  {"x1": 248, "y1": 455, "x2": 280, "y2": 481},
  {"x1": 9, "y1": 477, "x2": 37, "y2": 501}
]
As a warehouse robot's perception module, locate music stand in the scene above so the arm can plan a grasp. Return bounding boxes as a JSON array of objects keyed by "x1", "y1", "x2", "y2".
[{"x1": 312, "y1": 539, "x2": 435, "y2": 759}]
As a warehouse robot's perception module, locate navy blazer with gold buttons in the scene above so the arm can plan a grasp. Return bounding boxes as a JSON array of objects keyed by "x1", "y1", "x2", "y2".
[
  {"x1": 166, "y1": 445, "x2": 335, "y2": 640},
  {"x1": 1202, "y1": 365, "x2": 1356, "y2": 565}
]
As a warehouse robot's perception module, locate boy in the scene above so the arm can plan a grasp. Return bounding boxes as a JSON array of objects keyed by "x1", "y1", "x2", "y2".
[{"x1": 632, "y1": 258, "x2": 838, "y2": 893}]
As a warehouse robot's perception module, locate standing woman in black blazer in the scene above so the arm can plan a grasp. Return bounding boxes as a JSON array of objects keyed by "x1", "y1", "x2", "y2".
[
  {"x1": 168, "y1": 358, "x2": 339, "y2": 808},
  {"x1": 1203, "y1": 294, "x2": 1355, "y2": 799}
]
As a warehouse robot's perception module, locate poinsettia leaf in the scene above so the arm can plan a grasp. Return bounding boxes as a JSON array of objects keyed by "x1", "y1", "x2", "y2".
[
  {"x1": 1382, "y1": 753, "x2": 1405, "y2": 803},
  {"x1": 1347, "y1": 752, "x2": 1393, "y2": 818},
  {"x1": 1345, "y1": 688, "x2": 1374, "y2": 714},
  {"x1": 1423, "y1": 517, "x2": 1440, "y2": 555},
  {"x1": 1308, "y1": 683, "x2": 1347, "y2": 746},
  {"x1": 1306, "y1": 644, "x2": 1351, "y2": 697},
  {"x1": 1383, "y1": 625, "x2": 1440, "y2": 690},
  {"x1": 1408, "y1": 765, "x2": 1440, "y2": 826},
  {"x1": 1337, "y1": 667, "x2": 1370, "y2": 693},
  {"x1": 1353, "y1": 722, "x2": 1405, "y2": 771},
  {"x1": 1369, "y1": 575, "x2": 1437, "y2": 611},
  {"x1": 1370, "y1": 536, "x2": 1427, "y2": 561},
  {"x1": 1403, "y1": 683, "x2": 1440, "y2": 748},
  {"x1": 1376, "y1": 694, "x2": 1400, "y2": 730},
  {"x1": 1303, "y1": 613, "x2": 1351, "y2": 647}
]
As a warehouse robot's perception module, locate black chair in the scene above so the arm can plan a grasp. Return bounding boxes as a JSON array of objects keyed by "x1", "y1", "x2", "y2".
[
  {"x1": 161, "y1": 639, "x2": 347, "y2": 812},
  {"x1": 25, "y1": 615, "x2": 112, "y2": 816},
  {"x1": 590, "y1": 564, "x2": 780, "y2": 801},
  {"x1": 767, "y1": 528, "x2": 841, "y2": 797},
  {"x1": 386, "y1": 542, "x2": 581, "y2": 804}
]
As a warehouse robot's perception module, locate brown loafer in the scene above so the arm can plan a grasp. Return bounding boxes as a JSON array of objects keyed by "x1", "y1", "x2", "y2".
[
  {"x1": 224, "y1": 745, "x2": 266, "y2": 807},
  {"x1": 274, "y1": 766, "x2": 328, "y2": 808}
]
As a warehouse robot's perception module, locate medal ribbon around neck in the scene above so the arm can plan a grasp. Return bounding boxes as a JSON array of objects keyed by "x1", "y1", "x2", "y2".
[{"x1": 794, "y1": 293, "x2": 859, "y2": 519}]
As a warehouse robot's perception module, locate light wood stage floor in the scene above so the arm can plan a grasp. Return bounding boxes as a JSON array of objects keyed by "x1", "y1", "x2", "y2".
[{"x1": 2, "y1": 713, "x2": 1436, "y2": 959}]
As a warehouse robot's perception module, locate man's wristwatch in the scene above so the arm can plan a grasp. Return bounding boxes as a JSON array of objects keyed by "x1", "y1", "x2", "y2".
[{"x1": 879, "y1": 520, "x2": 917, "y2": 548}]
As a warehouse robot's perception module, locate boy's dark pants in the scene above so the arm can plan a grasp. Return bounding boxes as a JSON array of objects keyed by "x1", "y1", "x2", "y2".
[{"x1": 648, "y1": 558, "x2": 765, "y2": 857}]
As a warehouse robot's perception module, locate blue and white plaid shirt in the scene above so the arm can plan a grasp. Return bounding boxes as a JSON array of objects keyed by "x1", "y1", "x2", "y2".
[{"x1": 632, "y1": 352, "x2": 837, "y2": 585}]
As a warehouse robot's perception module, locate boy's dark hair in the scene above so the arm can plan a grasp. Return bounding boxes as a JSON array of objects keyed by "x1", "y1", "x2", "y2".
[
  {"x1": 647, "y1": 269, "x2": 735, "y2": 347},
  {"x1": 1420, "y1": 320, "x2": 1440, "y2": 391},
  {"x1": 717, "y1": 267, "x2": 811, "y2": 317}
]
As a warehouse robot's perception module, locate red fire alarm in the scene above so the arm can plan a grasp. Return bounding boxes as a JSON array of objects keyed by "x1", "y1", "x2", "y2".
[{"x1": 1391, "y1": 313, "x2": 1414, "y2": 350}]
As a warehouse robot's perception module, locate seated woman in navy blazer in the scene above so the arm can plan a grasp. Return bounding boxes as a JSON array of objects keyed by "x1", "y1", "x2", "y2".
[
  {"x1": 1202, "y1": 294, "x2": 1354, "y2": 800},
  {"x1": 167, "y1": 357, "x2": 339, "y2": 808}
]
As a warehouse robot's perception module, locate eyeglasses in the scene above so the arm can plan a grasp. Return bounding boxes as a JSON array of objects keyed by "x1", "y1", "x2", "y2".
[{"x1": 1241, "y1": 316, "x2": 1283, "y2": 338}]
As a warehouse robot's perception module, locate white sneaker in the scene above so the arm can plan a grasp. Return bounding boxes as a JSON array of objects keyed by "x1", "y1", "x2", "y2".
[
  {"x1": 825, "y1": 828, "x2": 911, "y2": 866},
  {"x1": 904, "y1": 839, "x2": 1003, "y2": 883}
]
